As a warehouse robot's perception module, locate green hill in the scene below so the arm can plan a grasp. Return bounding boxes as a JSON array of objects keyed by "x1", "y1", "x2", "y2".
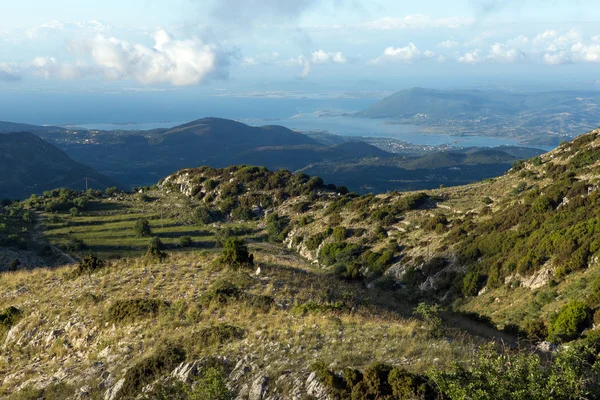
[
  {"x1": 3, "y1": 129, "x2": 600, "y2": 399},
  {"x1": 0, "y1": 132, "x2": 119, "y2": 199}
]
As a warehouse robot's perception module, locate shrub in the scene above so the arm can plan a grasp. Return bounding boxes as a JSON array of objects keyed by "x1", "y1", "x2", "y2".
[
  {"x1": 9, "y1": 383, "x2": 75, "y2": 400},
  {"x1": 201, "y1": 280, "x2": 241, "y2": 305},
  {"x1": 145, "y1": 238, "x2": 167, "y2": 263},
  {"x1": 197, "y1": 324, "x2": 245, "y2": 347},
  {"x1": 388, "y1": 368, "x2": 432, "y2": 399},
  {"x1": 134, "y1": 219, "x2": 152, "y2": 238},
  {"x1": 522, "y1": 317, "x2": 549, "y2": 342},
  {"x1": 312, "y1": 361, "x2": 347, "y2": 391},
  {"x1": 106, "y1": 299, "x2": 169, "y2": 323},
  {"x1": 363, "y1": 363, "x2": 393, "y2": 397},
  {"x1": 414, "y1": 303, "x2": 444, "y2": 338},
  {"x1": 0, "y1": 306, "x2": 23, "y2": 339},
  {"x1": 120, "y1": 343, "x2": 186, "y2": 398},
  {"x1": 77, "y1": 254, "x2": 106, "y2": 275},
  {"x1": 65, "y1": 238, "x2": 86, "y2": 252},
  {"x1": 334, "y1": 263, "x2": 362, "y2": 281},
  {"x1": 244, "y1": 294, "x2": 275, "y2": 312},
  {"x1": 332, "y1": 226, "x2": 348, "y2": 241},
  {"x1": 549, "y1": 300, "x2": 591, "y2": 343},
  {"x1": 431, "y1": 343, "x2": 598, "y2": 399},
  {"x1": 179, "y1": 236, "x2": 193, "y2": 248},
  {"x1": 187, "y1": 367, "x2": 235, "y2": 400},
  {"x1": 305, "y1": 232, "x2": 327, "y2": 251},
  {"x1": 8, "y1": 259, "x2": 21, "y2": 272},
  {"x1": 319, "y1": 242, "x2": 360, "y2": 267},
  {"x1": 266, "y1": 213, "x2": 289, "y2": 242},
  {"x1": 462, "y1": 271, "x2": 482, "y2": 297},
  {"x1": 218, "y1": 238, "x2": 254, "y2": 268}
]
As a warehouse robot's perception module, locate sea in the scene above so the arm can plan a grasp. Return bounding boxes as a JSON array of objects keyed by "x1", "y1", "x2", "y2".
[{"x1": 0, "y1": 91, "x2": 542, "y2": 149}]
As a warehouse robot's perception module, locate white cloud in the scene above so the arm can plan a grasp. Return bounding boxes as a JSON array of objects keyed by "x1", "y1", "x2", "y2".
[
  {"x1": 370, "y1": 43, "x2": 436, "y2": 64},
  {"x1": 311, "y1": 50, "x2": 347, "y2": 64},
  {"x1": 0, "y1": 62, "x2": 22, "y2": 82},
  {"x1": 55, "y1": 30, "x2": 229, "y2": 86},
  {"x1": 487, "y1": 43, "x2": 525, "y2": 63},
  {"x1": 32, "y1": 57, "x2": 89, "y2": 80},
  {"x1": 534, "y1": 29, "x2": 581, "y2": 50},
  {"x1": 571, "y1": 43, "x2": 600, "y2": 62},
  {"x1": 543, "y1": 52, "x2": 571, "y2": 65},
  {"x1": 506, "y1": 35, "x2": 529, "y2": 48},
  {"x1": 534, "y1": 30, "x2": 558, "y2": 44},
  {"x1": 362, "y1": 15, "x2": 471, "y2": 30},
  {"x1": 26, "y1": 20, "x2": 65, "y2": 38},
  {"x1": 438, "y1": 40, "x2": 459, "y2": 49},
  {"x1": 457, "y1": 50, "x2": 483, "y2": 64},
  {"x1": 287, "y1": 50, "x2": 346, "y2": 77}
]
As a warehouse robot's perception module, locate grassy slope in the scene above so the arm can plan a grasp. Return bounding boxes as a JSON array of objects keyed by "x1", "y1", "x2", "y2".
[{"x1": 0, "y1": 244, "x2": 504, "y2": 397}]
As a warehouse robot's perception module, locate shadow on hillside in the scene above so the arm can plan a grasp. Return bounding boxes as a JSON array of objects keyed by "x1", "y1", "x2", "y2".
[
  {"x1": 257, "y1": 257, "x2": 519, "y2": 348},
  {"x1": 156, "y1": 230, "x2": 213, "y2": 239},
  {"x1": 86, "y1": 202, "x2": 130, "y2": 212}
]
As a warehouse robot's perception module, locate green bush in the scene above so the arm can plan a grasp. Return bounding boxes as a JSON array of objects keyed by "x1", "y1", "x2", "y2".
[
  {"x1": 65, "y1": 237, "x2": 86, "y2": 252},
  {"x1": 120, "y1": 343, "x2": 186, "y2": 399},
  {"x1": 0, "y1": 306, "x2": 23, "y2": 340},
  {"x1": 244, "y1": 294, "x2": 275, "y2": 312},
  {"x1": 334, "y1": 263, "x2": 362, "y2": 281},
  {"x1": 388, "y1": 368, "x2": 432, "y2": 399},
  {"x1": 106, "y1": 299, "x2": 169, "y2": 323},
  {"x1": 319, "y1": 242, "x2": 360, "y2": 267},
  {"x1": 197, "y1": 324, "x2": 245, "y2": 347},
  {"x1": 414, "y1": 303, "x2": 444, "y2": 338},
  {"x1": 9, "y1": 383, "x2": 75, "y2": 400},
  {"x1": 134, "y1": 219, "x2": 152, "y2": 238},
  {"x1": 462, "y1": 271, "x2": 482, "y2": 297},
  {"x1": 548, "y1": 300, "x2": 591, "y2": 343},
  {"x1": 179, "y1": 236, "x2": 193, "y2": 248},
  {"x1": 266, "y1": 213, "x2": 289, "y2": 242},
  {"x1": 201, "y1": 280, "x2": 241, "y2": 305},
  {"x1": 218, "y1": 238, "x2": 254, "y2": 268},
  {"x1": 305, "y1": 232, "x2": 328, "y2": 251},
  {"x1": 77, "y1": 254, "x2": 106, "y2": 275},
  {"x1": 187, "y1": 367, "x2": 235, "y2": 400},
  {"x1": 431, "y1": 343, "x2": 598, "y2": 399},
  {"x1": 145, "y1": 237, "x2": 167, "y2": 263}
]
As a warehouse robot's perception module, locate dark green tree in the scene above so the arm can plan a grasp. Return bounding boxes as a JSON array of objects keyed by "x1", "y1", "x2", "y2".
[{"x1": 218, "y1": 238, "x2": 254, "y2": 268}]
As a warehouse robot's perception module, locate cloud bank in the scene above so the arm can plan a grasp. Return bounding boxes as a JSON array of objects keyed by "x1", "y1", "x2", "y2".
[{"x1": 27, "y1": 30, "x2": 231, "y2": 86}]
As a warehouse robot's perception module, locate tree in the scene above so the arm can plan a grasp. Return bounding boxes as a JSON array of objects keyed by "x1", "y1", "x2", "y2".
[
  {"x1": 414, "y1": 303, "x2": 444, "y2": 338},
  {"x1": 134, "y1": 219, "x2": 152, "y2": 238},
  {"x1": 266, "y1": 213, "x2": 289, "y2": 242},
  {"x1": 145, "y1": 238, "x2": 167, "y2": 263},
  {"x1": 549, "y1": 300, "x2": 591, "y2": 343},
  {"x1": 338, "y1": 186, "x2": 349, "y2": 195},
  {"x1": 218, "y1": 238, "x2": 254, "y2": 268}
]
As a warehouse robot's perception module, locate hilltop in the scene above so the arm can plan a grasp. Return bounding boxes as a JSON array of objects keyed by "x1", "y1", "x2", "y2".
[
  {"x1": 356, "y1": 88, "x2": 600, "y2": 144},
  {"x1": 2, "y1": 128, "x2": 600, "y2": 398},
  {"x1": 0, "y1": 118, "x2": 540, "y2": 194},
  {"x1": 0, "y1": 132, "x2": 119, "y2": 199}
]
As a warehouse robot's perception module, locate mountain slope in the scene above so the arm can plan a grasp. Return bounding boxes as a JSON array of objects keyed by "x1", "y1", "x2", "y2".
[
  {"x1": 4, "y1": 129, "x2": 600, "y2": 398},
  {"x1": 0, "y1": 132, "x2": 119, "y2": 199}
]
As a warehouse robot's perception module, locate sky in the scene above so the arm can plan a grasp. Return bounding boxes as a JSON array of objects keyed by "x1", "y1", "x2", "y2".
[{"x1": 1, "y1": 0, "x2": 599, "y2": 92}]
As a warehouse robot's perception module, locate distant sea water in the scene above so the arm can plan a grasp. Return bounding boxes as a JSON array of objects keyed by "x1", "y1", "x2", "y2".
[
  {"x1": 76, "y1": 112, "x2": 532, "y2": 149},
  {"x1": 69, "y1": 98, "x2": 531, "y2": 149},
  {"x1": 0, "y1": 91, "x2": 541, "y2": 148}
]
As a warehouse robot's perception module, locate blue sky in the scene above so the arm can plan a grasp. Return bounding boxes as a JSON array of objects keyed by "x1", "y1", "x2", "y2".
[{"x1": 1, "y1": 0, "x2": 599, "y2": 91}]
